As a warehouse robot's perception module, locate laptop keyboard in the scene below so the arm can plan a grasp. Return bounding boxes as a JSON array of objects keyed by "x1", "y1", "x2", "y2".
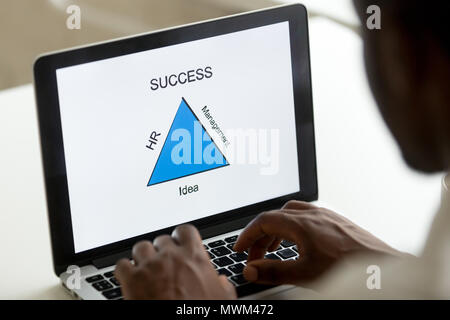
[
  {"x1": 83, "y1": 234, "x2": 299, "y2": 299},
  {"x1": 84, "y1": 272, "x2": 123, "y2": 300}
]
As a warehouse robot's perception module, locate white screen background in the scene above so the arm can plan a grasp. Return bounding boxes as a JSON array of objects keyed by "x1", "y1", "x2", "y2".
[{"x1": 56, "y1": 22, "x2": 300, "y2": 253}]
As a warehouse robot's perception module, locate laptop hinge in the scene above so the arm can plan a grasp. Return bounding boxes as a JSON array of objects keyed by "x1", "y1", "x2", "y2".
[{"x1": 92, "y1": 249, "x2": 132, "y2": 269}]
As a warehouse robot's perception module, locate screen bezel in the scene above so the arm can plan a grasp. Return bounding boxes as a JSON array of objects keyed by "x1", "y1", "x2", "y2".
[{"x1": 33, "y1": 4, "x2": 317, "y2": 276}]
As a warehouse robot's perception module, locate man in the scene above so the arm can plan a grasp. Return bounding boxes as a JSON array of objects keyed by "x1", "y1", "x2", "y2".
[{"x1": 115, "y1": 0, "x2": 450, "y2": 299}]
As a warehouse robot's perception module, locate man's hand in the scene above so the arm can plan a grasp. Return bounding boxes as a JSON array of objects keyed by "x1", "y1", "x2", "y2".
[
  {"x1": 234, "y1": 200, "x2": 405, "y2": 286},
  {"x1": 115, "y1": 224, "x2": 236, "y2": 300}
]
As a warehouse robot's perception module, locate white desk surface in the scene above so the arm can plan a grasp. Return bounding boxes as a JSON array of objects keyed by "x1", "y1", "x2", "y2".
[{"x1": 0, "y1": 18, "x2": 442, "y2": 299}]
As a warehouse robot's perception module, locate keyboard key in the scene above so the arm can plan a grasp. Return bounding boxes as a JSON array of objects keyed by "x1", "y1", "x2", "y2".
[
  {"x1": 224, "y1": 235, "x2": 238, "y2": 243},
  {"x1": 208, "y1": 240, "x2": 226, "y2": 248},
  {"x1": 102, "y1": 288, "x2": 122, "y2": 300},
  {"x1": 217, "y1": 268, "x2": 232, "y2": 277},
  {"x1": 208, "y1": 251, "x2": 215, "y2": 259},
  {"x1": 110, "y1": 277, "x2": 120, "y2": 286},
  {"x1": 281, "y1": 240, "x2": 296, "y2": 247},
  {"x1": 104, "y1": 271, "x2": 115, "y2": 278},
  {"x1": 203, "y1": 244, "x2": 208, "y2": 250},
  {"x1": 228, "y1": 263, "x2": 245, "y2": 274},
  {"x1": 292, "y1": 245, "x2": 298, "y2": 252},
  {"x1": 265, "y1": 253, "x2": 281, "y2": 260},
  {"x1": 92, "y1": 280, "x2": 113, "y2": 291},
  {"x1": 230, "y1": 274, "x2": 248, "y2": 285},
  {"x1": 229, "y1": 252, "x2": 247, "y2": 262},
  {"x1": 226, "y1": 243, "x2": 236, "y2": 251},
  {"x1": 211, "y1": 246, "x2": 231, "y2": 257},
  {"x1": 85, "y1": 274, "x2": 103, "y2": 283},
  {"x1": 213, "y1": 256, "x2": 234, "y2": 267},
  {"x1": 277, "y1": 248, "x2": 297, "y2": 259}
]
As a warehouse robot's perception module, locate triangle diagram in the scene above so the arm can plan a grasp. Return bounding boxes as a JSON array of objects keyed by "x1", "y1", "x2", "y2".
[{"x1": 148, "y1": 98, "x2": 229, "y2": 186}]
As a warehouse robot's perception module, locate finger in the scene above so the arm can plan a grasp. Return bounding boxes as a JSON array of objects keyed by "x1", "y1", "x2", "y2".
[
  {"x1": 246, "y1": 235, "x2": 276, "y2": 261},
  {"x1": 218, "y1": 275, "x2": 237, "y2": 299},
  {"x1": 243, "y1": 259, "x2": 312, "y2": 285},
  {"x1": 171, "y1": 224, "x2": 202, "y2": 250},
  {"x1": 153, "y1": 234, "x2": 177, "y2": 251},
  {"x1": 267, "y1": 237, "x2": 282, "y2": 252},
  {"x1": 132, "y1": 240, "x2": 156, "y2": 265},
  {"x1": 114, "y1": 258, "x2": 133, "y2": 284},
  {"x1": 234, "y1": 211, "x2": 303, "y2": 252},
  {"x1": 282, "y1": 200, "x2": 317, "y2": 210}
]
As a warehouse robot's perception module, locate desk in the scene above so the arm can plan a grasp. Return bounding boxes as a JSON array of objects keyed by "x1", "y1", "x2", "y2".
[{"x1": 0, "y1": 17, "x2": 442, "y2": 300}]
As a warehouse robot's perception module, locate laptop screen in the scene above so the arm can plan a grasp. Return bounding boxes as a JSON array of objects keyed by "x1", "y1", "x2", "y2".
[{"x1": 55, "y1": 21, "x2": 300, "y2": 253}]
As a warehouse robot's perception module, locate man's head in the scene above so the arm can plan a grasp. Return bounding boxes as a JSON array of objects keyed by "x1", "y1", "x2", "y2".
[{"x1": 353, "y1": 0, "x2": 450, "y2": 172}]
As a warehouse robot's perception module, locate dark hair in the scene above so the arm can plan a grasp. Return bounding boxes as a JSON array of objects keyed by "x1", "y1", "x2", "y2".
[{"x1": 354, "y1": 0, "x2": 449, "y2": 55}]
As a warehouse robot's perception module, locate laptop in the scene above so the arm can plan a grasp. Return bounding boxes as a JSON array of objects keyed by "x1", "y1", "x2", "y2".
[{"x1": 33, "y1": 4, "x2": 317, "y2": 300}]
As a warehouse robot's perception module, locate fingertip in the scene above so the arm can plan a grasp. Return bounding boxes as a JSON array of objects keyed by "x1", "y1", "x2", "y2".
[
  {"x1": 218, "y1": 275, "x2": 237, "y2": 298},
  {"x1": 172, "y1": 224, "x2": 202, "y2": 248},
  {"x1": 218, "y1": 274, "x2": 229, "y2": 284},
  {"x1": 218, "y1": 275, "x2": 231, "y2": 290},
  {"x1": 115, "y1": 258, "x2": 132, "y2": 279},
  {"x1": 243, "y1": 264, "x2": 258, "y2": 282},
  {"x1": 232, "y1": 243, "x2": 241, "y2": 252},
  {"x1": 132, "y1": 240, "x2": 155, "y2": 265},
  {"x1": 282, "y1": 200, "x2": 298, "y2": 209},
  {"x1": 116, "y1": 257, "x2": 132, "y2": 268},
  {"x1": 232, "y1": 237, "x2": 245, "y2": 252},
  {"x1": 173, "y1": 224, "x2": 199, "y2": 237},
  {"x1": 268, "y1": 238, "x2": 281, "y2": 252},
  {"x1": 132, "y1": 240, "x2": 153, "y2": 254},
  {"x1": 282, "y1": 200, "x2": 316, "y2": 210}
]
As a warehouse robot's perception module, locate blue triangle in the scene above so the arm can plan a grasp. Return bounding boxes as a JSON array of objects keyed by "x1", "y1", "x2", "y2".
[{"x1": 148, "y1": 98, "x2": 229, "y2": 186}]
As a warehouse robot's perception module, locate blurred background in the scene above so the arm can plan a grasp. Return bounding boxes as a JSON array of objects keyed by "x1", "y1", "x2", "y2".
[{"x1": 0, "y1": 0, "x2": 358, "y2": 90}]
